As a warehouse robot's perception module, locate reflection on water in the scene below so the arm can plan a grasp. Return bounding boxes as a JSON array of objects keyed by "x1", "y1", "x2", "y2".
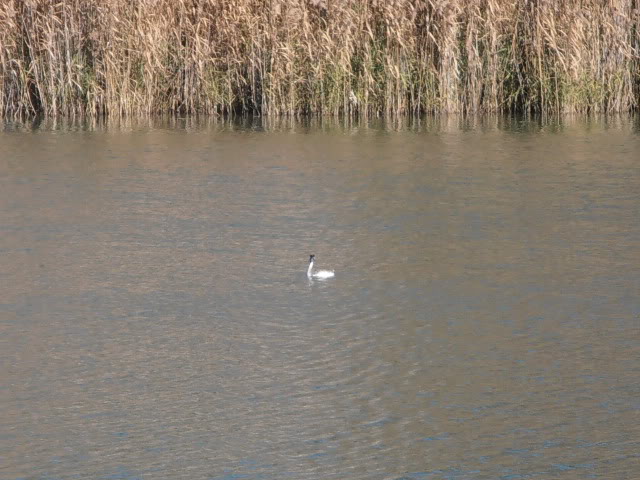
[{"x1": 1, "y1": 116, "x2": 639, "y2": 480}]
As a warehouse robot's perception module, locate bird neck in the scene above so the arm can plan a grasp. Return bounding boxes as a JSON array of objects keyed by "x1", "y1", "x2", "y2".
[{"x1": 307, "y1": 261, "x2": 314, "y2": 277}]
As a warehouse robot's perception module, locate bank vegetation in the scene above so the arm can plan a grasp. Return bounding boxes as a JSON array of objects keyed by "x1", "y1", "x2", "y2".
[{"x1": 1, "y1": 0, "x2": 639, "y2": 117}]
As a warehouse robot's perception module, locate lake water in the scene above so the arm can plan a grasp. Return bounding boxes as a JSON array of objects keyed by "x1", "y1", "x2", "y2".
[{"x1": 1, "y1": 116, "x2": 639, "y2": 480}]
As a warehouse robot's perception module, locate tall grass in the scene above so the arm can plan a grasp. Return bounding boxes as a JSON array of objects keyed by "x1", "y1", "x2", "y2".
[{"x1": 1, "y1": 0, "x2": 639, "y2": 117}]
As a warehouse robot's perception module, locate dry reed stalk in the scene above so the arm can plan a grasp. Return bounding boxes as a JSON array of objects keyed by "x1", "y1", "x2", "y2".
[{"x1": 1, "y1": 0, "x2": 638, "y2": 118}]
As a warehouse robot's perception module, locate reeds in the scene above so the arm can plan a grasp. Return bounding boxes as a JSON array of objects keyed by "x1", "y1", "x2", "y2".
[{"x1": 1, "y1": 0, "x2": 639, "y2": 117}]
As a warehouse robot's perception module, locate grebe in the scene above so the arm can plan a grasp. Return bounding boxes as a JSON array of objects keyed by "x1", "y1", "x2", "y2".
[{"x1": 307, "y1": 254, "x2": 335, "y2": 279}]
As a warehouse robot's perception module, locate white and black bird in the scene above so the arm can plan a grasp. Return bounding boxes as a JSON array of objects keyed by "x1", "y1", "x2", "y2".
[{"x1": 307, "y1": 254, "x2": 335, "y2": 279}]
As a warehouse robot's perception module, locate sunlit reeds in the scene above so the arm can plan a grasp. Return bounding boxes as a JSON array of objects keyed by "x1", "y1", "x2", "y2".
[{"x1": 1, "y1": 0, "x2": 638, "y2": 117}]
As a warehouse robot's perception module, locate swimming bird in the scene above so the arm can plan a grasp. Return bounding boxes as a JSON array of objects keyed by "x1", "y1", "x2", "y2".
[{"x1": 307, "y1": 254, "x2": 335, "y2": 279}]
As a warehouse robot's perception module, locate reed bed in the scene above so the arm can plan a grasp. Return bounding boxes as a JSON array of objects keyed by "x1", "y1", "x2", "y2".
[{"x1": 1, "y1": 0, "x2": 639, "y2": 117}]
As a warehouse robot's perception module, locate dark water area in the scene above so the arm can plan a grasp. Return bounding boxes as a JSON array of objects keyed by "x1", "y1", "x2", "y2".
[{"x1": 1, "y1": 116, "x2": 639, "y2": 479}]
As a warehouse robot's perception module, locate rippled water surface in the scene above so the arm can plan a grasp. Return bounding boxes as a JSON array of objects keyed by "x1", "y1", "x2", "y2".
[{"x1": 2, "y1": 117, "x2": 639, "y2": 480}]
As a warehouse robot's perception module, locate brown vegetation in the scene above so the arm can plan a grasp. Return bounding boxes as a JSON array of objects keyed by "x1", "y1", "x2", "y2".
[{"x1": 1, "y1": 0, "x2": 639, "y2": 117}]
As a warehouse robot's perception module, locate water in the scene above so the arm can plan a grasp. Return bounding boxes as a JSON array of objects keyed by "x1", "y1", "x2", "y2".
[{"x1": 1, "y1": 116, "x2": 639, "y2": 480}]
